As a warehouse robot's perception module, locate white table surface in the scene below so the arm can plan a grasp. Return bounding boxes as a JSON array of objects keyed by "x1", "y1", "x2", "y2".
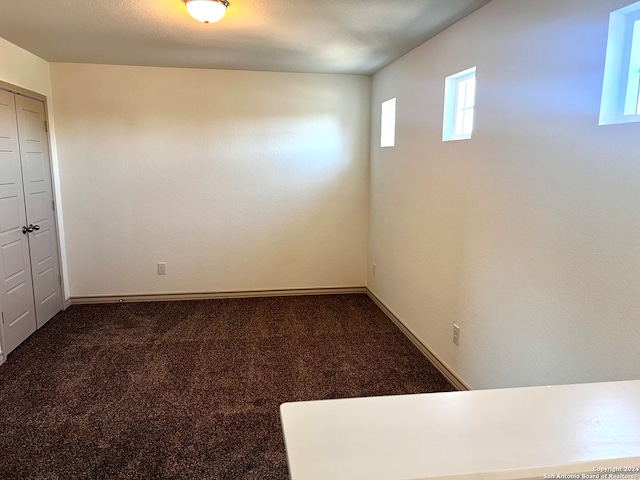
[{"x1": 280, "y1": 380, "x2": 640, "y2": 480}]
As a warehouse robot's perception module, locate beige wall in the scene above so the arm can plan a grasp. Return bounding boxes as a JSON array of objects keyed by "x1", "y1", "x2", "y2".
[
  {"x1": 369, "y1": 0, "x2": 640, "y2": 389},
  {"x1": 51, "y1": 63, "x2": 370, "y2": 297}
]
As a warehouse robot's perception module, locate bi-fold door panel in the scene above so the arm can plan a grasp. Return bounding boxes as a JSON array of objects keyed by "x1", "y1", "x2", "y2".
[
  {"x1": 0, "y1": 89, "x2": 38, "y2": 354},
  {"x1": 15, "y1": 95, "x2": 63, "y2": 330}
]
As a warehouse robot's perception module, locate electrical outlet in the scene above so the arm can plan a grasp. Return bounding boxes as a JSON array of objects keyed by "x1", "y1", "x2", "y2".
[
  {"x1": 157, "y1": 262, "x2": 167, "y2": 275},
  {"x1": 372, "y1": 263, "x2": 377, "y2": 277},
  {"x1": 453, "y1": 324, "x2": 460, "y2": 346}
]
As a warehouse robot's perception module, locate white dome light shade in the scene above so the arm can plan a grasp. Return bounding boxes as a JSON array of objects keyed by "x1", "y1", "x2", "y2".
[{"x1": 184, "y1": 0, "x2": 229, "y2": 24}]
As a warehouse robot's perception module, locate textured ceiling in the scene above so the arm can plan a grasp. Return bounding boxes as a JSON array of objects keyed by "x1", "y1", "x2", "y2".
[{"x1": 0, "y1": 0, "x2": 491, "y2": 75}]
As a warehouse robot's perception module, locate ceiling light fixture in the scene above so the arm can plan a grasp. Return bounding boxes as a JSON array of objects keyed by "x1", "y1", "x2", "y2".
[{"x1": 183, "y1": 0, "x2": 230, "y2": 24}]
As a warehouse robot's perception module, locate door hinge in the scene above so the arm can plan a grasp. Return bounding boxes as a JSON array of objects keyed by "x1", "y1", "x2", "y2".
[
  {"x1": 44, "y1": 120, "x2": 48, "y2": 133},
  {"x1": 52, "y1": 199, "x2": 55, "y2": 211},
  {"x1": 58, "y1": 274, "x2": 62, "y2": 286},
  {"x1": 1, "y1": 312, "x2": 4, "y2": 325}
]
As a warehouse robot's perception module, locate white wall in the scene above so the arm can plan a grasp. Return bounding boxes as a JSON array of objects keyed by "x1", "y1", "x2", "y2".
[
  {"x1": 369, "y1": 0, "x2": 640, "y2": 389},
  {"x1": 0, "y1": 38, "x2": 69, "y2": 299},
  {"x1": 51, "y1": 63, "x2": 370, "y2": 297}
]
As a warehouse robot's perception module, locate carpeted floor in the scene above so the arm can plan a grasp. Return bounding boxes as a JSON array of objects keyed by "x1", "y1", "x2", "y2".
[{"x1": 0, "y1": 294, "x2": 455, "y2": 479}]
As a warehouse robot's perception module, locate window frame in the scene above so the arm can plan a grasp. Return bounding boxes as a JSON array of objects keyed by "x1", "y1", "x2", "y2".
[
  {"x1": 380, "y1": 97, "x2": 397, "y2": 148},
  {"x1": 443, "y1": 67, "x2": 477, "y2": 142},
  {"x1": 599, "y1": 1, "x2": 640, "y2": 125}
]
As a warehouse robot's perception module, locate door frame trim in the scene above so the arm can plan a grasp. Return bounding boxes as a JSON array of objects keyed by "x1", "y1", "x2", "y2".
[{"x1": 0, "y1": 80, "x2": 46, "y2": 102}]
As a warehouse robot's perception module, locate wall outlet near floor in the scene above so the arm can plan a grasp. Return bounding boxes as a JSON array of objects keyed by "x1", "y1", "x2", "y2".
[
  {"x1": 453, "y1": 324, "x2": 460, "y2": 346},
  {"x1": 372, "y1": 263, "x2": 377, "y2": 277},
  {"x1": 157, "y1": 262, "x2": 167, "y2": 275}
]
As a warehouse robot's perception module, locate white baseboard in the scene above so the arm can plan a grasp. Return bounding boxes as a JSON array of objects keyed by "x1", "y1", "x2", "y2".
[
  {"x1": 69, "y1": 286, "x2": 367, "y2": 305},
  {"x1": 366, "y1": 288, "x2": 470, "y2": 391}
]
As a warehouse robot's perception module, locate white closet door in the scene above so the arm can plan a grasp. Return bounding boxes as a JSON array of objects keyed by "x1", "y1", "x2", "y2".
[
  {"x1": 0, "y1": 89, "x2": 37, "y2": 353},
  {"x1": 15, "y1": 95, "x2": 63, "y2": 329}
]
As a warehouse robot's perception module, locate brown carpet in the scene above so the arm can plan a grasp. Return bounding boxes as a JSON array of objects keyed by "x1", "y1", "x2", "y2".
[{"x1": 0, "y1": 294, "x2": 454, "y2": 479}]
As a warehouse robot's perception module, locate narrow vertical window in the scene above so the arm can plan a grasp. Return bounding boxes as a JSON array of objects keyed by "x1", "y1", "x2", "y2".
[
  {"x1": 443, "y1": 67, "x2": 477, "y2": 142},
  {"x1": 599, "y1": 1, "x2": 640, "y2": 125},
  {"x1": 624, "y1": 18, "x2": 640, "y2": 116},
  {"x1": 381, "y1": 98, "x2": 396, "y2": 148},
  {"x1": 455, "y1": 74, "x2": 476, "y2": 136}
]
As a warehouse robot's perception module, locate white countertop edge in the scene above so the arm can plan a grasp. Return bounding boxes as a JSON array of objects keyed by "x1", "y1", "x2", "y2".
[{"x1": 280, "y1": 380, "x2": 640, "y2": 480}]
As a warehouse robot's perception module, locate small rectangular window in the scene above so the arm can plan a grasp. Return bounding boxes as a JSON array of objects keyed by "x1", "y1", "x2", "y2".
[
  {"x1": 600, "y1": 1, "x2": 640, "y2": 125},
  {"x1": 443, "y1": 67, "x2": 477, "y2": 141},
  {"x1": 381, "y1": 98, "x2": 396, "y2": 148},
  {"x1": 624, "y1": 18, "x2": 640, "y2": 115}
]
